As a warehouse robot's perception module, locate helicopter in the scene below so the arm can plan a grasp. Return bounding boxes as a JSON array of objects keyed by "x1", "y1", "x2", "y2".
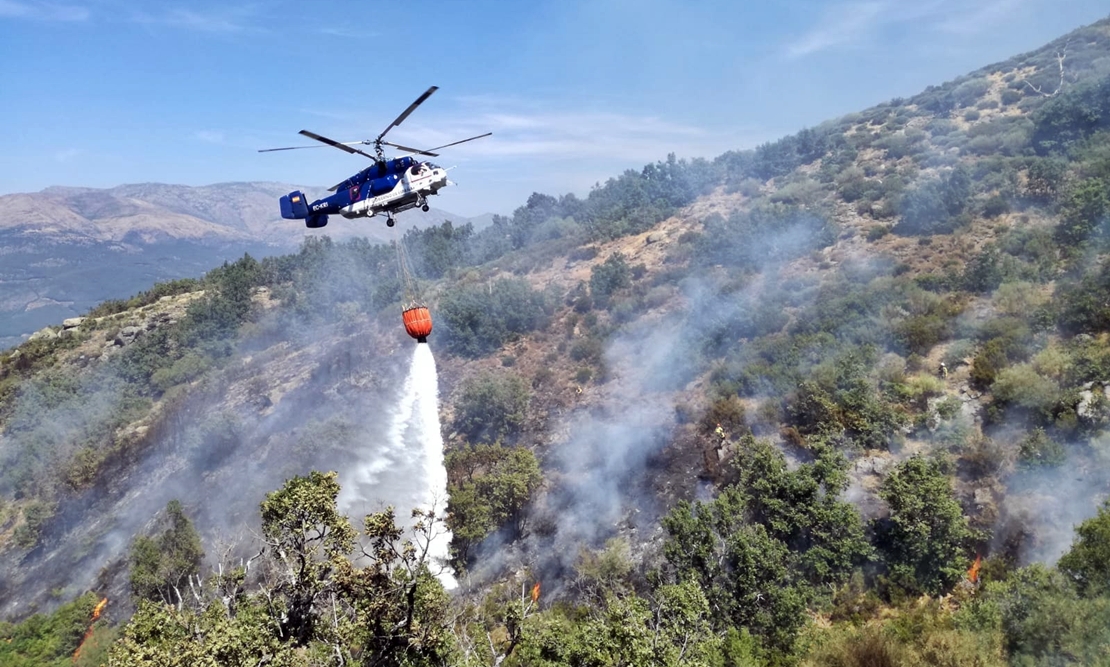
[{"x1": 260, "y1": 86, "x2": 490, "y2": 228}]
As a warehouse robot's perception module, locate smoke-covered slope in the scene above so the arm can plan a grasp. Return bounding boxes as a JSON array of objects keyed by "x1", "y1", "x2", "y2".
[{"x1": 2, "y1": 14, "x2": 1110, "y2": 665}]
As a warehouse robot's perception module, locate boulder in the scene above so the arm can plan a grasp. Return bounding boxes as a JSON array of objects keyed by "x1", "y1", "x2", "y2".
[
  {"x1": 114, "y1": 326, "x2": 144, "y2": 346},
  {"x1": 62, "y1": 317, "x2": 86, "y2": 329},
  {"x1": 28, "y1": 327, "x2": 59, "y2": 342}
]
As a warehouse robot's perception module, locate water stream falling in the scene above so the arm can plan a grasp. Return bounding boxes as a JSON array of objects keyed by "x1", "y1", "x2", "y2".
[
  {"x1": 341, "y1": 344, "x2": 455, "y2": 588},
  {"x1": 409, "y1": 343, "x2": 456, "y2": 588}
]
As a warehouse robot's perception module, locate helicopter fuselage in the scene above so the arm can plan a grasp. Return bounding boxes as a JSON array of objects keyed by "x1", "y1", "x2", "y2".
[{"x1": 280, "y1": 162, "x2": 449, "y2": 228}]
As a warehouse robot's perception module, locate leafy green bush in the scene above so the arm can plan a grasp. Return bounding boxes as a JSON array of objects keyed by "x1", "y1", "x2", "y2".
[
  {"x1": 1018, "y1": 428, "x2": 1065, "y2": 467},
  {"x1": 1031, "y1": 74, "x2": 1110, "y2": 155},
  {"x1": 990, "y1": 364, "x2": 1059, "y2": 419},
  {"x1": 875, "y1": 456, "x2": 974, "y2": 596},
  {"x1": 1054, "y1": 178, "x2": 1110, "y2": 248},
  {"x1": 446, "y1": 445, "x2": 542, "y2": 562},
  {"x1": 129, "y1": 500, "x2": 204, "y2": 603},
  {"x1": 13, "y1": 500, "x2": 56, "y2": 548},
  {"x1": 971, "y1": 339, "x2": 1010, "y2": 389},
  {"x1": 0, "y1": 592, "x2": 111, "y2": 666},
  {"x1": 866, "y1": 225, "x2": 889, "y2": 241},
  {"x1": 1001, "y1": 88, "x2": 1022, "y2": 106},
  {"x1": 438, "y1": 277, "x2": 549, "y2": 357},
  {"x1": 452, "y1": 371, "x2": 531, "y2": 444},
  {"x1": 1057, "y1": 500, "x2": 1110, "y2": 597},
  {"x1": 588, "y1": 252, "x2": 631, "y2": 306},
  {"x1": 894, "y1": 166, "x2": 972, "y2": 235},
  {"x1": 696, "y1": 204, "x2": 837, "y2": 270}
]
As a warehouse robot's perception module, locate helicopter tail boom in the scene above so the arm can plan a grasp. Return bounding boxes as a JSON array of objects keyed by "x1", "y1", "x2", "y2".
[{"x1": 280, "y1": 190, "x2": 309, "y2": 219}]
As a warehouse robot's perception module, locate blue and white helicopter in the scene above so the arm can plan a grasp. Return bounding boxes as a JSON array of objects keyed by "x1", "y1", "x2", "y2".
[{"x1": 260, "y1": 86, "x2": 490, "y2": 228}]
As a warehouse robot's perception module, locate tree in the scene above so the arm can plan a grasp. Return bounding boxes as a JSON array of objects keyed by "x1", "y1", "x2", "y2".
[
  {"x1": 738, "y1": 439, "x2": 873, "y2": 587},
  {"x1": 894, "y1": 166, "x2": 972, "y2": 235},
  {"x1": 438, "y1": 278, "x2": 549, "y2": 357},
  {"x1": 1054, "y1": 178, "x2": 1110, "y2": 247},
  {"x1": 113, "y1": 472, "x2": 457, "y2": 665},
  {"x1": 589, "y1": 252, "x2": 631, "y2": 306},
  {"x1": 876, "y1": 457, "x2": 974, "y2": 596},
  {"x1": 660, "y1": 438, "x2": 869, "y2": 654},
  {"x1": 129, "y1": 500, "x2": 205, "y2": 604},
  {"x1": 452, "y1": 371, "x2": 531, "y2": 444},
  {"x1": 446, "y1": 444, "x2": 542, "y2": 562},
  {"x1": 983, "y1": 564, "x2": 1110, "y2": 665},
  {"x1": 1057, "y1": 500, "x2": 1110, "y2": 597},
  {"x1": 259, "y1": 470, "x2": 356, "y2": 645}
]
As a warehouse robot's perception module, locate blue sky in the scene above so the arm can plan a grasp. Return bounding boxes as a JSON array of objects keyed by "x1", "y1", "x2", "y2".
[{"x1": 2, "y1": 0, "x2": 1106, "y2": 217}]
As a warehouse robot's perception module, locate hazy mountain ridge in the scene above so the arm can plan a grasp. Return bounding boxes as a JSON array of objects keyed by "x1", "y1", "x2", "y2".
[{"x1": 0, "y1": 182, "x2": 489, "y2": 346}]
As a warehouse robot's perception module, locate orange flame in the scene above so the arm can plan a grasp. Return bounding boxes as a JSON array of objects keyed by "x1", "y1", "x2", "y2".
[
  {"x1": 73, "y1": 598, "x2": 108, "y2": 662},
  {"x1": 531, "y1": 582, "x2": 541, "y2": 604},
  {"x1": 967, "y1": 554, "x2": 981, "y2": 584}
]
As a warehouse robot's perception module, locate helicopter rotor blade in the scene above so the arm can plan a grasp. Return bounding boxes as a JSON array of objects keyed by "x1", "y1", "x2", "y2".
[
  {"x1": 258, "y1": 140, "x2": 368, "y2": 153},
  {"x1": 377, "y1": 86, "x2": 438, "y2": 142},
  {"x1": 298, "y1": 130, "x2": 378, "y2": 160},
  {"x1": 423, "y1": 132, "x2": 492, "y2": 153},
  {"x1": 380, "y1": 141, "x2": 439, "y2": 157}
]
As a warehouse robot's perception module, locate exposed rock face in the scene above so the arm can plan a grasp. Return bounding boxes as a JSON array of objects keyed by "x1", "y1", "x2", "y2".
[
  {"x1": 1077, "y1": 381, "x2": 1110, "y2": 420},
  {"x1": 27, "y1": 327, "x2": 59, "y2": 342},
  {"x1": 113, "y1": 326, "x2": 144, "y2": 346}
]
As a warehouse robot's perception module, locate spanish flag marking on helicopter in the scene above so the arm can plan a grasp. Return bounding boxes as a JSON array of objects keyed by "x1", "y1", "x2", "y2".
[{"x1": 292, "y1": 195, "x2": 301, "y2": 203}]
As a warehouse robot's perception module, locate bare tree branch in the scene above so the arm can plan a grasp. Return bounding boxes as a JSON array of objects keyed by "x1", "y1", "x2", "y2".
[{"x1": 1022, "y1": 40, "x2": 1070, "y2": 98}]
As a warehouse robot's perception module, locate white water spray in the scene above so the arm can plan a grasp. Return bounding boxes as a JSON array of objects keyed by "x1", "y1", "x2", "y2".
[
  {"x1": 409, "y1": 344, "x2": 456, "y2": 588},
  {"x1": 339, "y1": 344, "x2": 455, "y2": 588}
]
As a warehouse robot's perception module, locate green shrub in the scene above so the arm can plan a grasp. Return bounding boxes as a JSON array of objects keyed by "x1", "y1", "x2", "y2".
[
  {"x1": 1057, "y1": 500, "x2": 1110, "y2": 597},
  {"x1": 981, "y1": 195, "x2": 1010, "y2": 218},
  {"x1": 452, "y1": 371, "x2": 531, "y2": 443},
  {"x1": 589, "y1": 252, "x2": 631, "y2": 305},
  {"x1": 990, "y1": 364, "x2": 1059, "y2": 418},
  {"x1": 439, "y1": 277, "x2": 549, "y2": 357},
  {"x1": 876, "y1": 456, "x2": 974, "y2": 596},
  {"x1": 971, "y1": 339, "x2": 1009, "y2": 391},
  {"x1": 446, "y1": 445, "x2": 542, "y2": 562},
  {"x1": 1018, "y1": 428, "x2": 1065, "y2": 467},
  {"x1": 866, "y1": 225, "x2": 889, "y2": 241},
  {"x1": 894, "y1": 166, "x2": 972, "y2": 236},
  {"x1": 13, "y1": 500, "x2": 56, "y2": 549}
]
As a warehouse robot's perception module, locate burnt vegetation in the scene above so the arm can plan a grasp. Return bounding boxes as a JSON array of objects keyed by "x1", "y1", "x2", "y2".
[{"x1": 3, "y1": 15, "x2": 1110, "y2": 667}]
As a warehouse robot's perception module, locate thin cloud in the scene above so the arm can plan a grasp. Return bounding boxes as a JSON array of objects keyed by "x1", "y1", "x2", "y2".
[
  {"x1": 389, "y1": 107, "x2": 766, "y2": 164},
  {"x1": 54, "y1": 148, "x2": 81, "y2": 162},
  {"x1": 0, "y1": 0, "x2": 89, "y2": 21},
  {"x1": 194, "y1": 130, "x2": 225, "y2": 144},
  {"x1": 784, "y1": 1, "x2": 887, "y2": 59},
  {"x1": 316, "y1": 26, "x2": 376, "y2": 39},
  {"x1": 782, "y1": 0, "x2": 1029, "y2": 59},
  {"x1": 131, "y1": 6, "x2": 262, "y2": 33},
  {"x1": 935, "y1": 0, "x2": 1032, "y2": 34}
]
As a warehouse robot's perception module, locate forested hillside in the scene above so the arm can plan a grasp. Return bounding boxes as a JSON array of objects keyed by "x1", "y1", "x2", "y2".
[{"x1": 3, "y1": 15, "x2": 1110, "y2": 666}]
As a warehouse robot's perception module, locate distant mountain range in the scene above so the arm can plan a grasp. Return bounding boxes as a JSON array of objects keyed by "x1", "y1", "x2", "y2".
[{"x1": 0, "y1": 182, "x2": 492, "y2": 347}]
